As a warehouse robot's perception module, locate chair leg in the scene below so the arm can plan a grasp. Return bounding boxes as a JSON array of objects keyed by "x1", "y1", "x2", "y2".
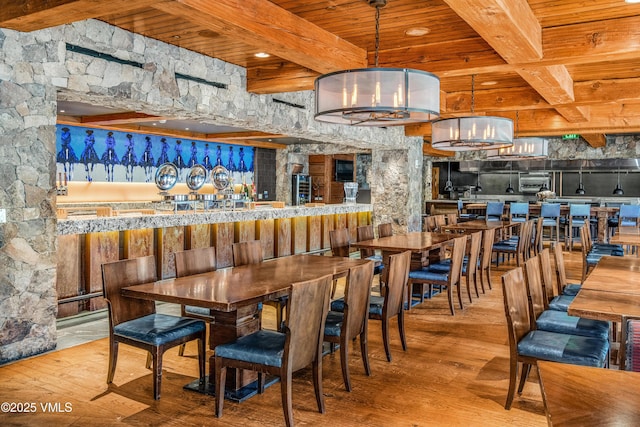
[
  {"x1": 382, "y1": 318, "x2": 392, "y2": 362},
  {"x1": 281, "y1": 372, "x2": 294, "y2": 427},
  {"x1": 360, "y1": 331, "x2": 371, "y2": 377},
  {"x1": 505, "y1": 359, "x2": 518, "y2": 410},
  {"x1": 456, "y1": 282, "x2": 464, "y2": 310},
  {"x1": 178, "y1": 343, "x2": 186, "y2": 357},
  {"x1": 339, "y1": 337, "x2": 352, "y2": 391},
  {"x1": 214, "y1": 360, "x2": 227, "y2": 418},
  {"x1": 447, "y1": 284, "x2": 455, "y2": 316},
  {"x1": 258, "y1": 373, "x2": 266, "y2": 394},
  {"x1": 107, "y1": 339, "x2": 118, "y2": 384},
  {"x1": 152, "y1": 350, "x2": 162, "y2": 400},
  {"x1": 398, "y1": 311, "x2": 407, "y2": 352},
  {"x1": 312, "y1": 359, "x2": 325, "y2": 414},
  {"x1": 465, "y1": 275, "x2": 473, "y2": 303},
  {"x1": 145, "y1": 352, "x2": 152, "y2": 370},
  {"x1": 517, "y1": 363, "x2": 532, "y2": 395}
]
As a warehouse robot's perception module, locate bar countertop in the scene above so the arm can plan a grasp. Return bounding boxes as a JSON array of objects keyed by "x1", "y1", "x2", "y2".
[{"x1": 56, "y1": 203, "x2": 372, "y2": 235}]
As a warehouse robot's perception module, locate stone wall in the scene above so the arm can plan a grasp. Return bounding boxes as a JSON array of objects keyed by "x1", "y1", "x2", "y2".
[
  {"x1": 0, "y1": 29, "x2": 59, "y2": 363},
  {"x1": 0, "y1": 19, "x2": 423, "y2": 363}
]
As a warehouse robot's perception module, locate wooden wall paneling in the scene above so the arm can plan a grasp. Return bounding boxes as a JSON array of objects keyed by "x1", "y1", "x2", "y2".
[
  {"x1": 347, "y1": 212, "x2": 358, "y2": 241},
  {"x1": 291, "y1": 216, "x2": 307, "y2": 254},
  {"x1": 256, "y1": 219, "x2": 275, "y2": 260},
  {"x1": 321, "y1": 214, "x2": 334, "y2": 249},
  {"x1": 123, "y1": 228, "x2": 154, "y2": 258},
  {"x1": 274, "y1": 218, "x2": 292, "y2": 258},
  {"x1": 234, "y1": 220, "x2": 256, "y2": 243},
  {"x1": 307, "y1": 215, "x2": 322, "y2": 252},
  {"x1": 186, "y1": 223, "x2": 212, "y2": 249},
  {"x1": 85, "y1": 231, "x2": 119, "y2": 311},
  {"x1": 213, "y1": 222, "x2": 235, "y2": 268},
  {"x1": 335, "y1": 213, "x2": 348, "y2": 231},
  {"x1": 357, "y1": 211, "x2": 371, "y2": 227},
  {"x1": 155, "y1": 226, "x2": 185, "y2": 279},
  {"x1": 56, "y1": 234, "x2": 82, "y2": 317}
]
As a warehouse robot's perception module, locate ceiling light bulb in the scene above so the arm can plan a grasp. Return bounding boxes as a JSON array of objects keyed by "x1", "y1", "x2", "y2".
[{"x1": 255, "y1": 52, "x2": 270, "y2": 58}]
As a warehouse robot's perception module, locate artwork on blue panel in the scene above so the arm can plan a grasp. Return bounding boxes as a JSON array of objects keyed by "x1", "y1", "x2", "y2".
[{"x1": 55, "y1": 124, "x2": 255, "y2": 185}]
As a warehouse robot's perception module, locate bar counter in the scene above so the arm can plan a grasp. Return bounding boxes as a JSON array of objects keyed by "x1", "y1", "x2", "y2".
[{"x1": 55, "y1": 203, "x2": 372, "y2": 318}]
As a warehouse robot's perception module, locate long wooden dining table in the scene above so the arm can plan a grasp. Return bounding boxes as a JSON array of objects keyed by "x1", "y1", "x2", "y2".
[
  {"x1": 537, "y1": 360, "x2": 640, "y2": 426},
  {"x1": 122, "y1": 253, "x2": 368, "y2": 401},
  {"x1": 568, "y1": 256, "x2": 640, "y2": 323}
]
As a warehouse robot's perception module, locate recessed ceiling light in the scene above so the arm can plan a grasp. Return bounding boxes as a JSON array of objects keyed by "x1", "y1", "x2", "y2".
[
  {"x1": 59, "y1": 109, "x2": 65, "y2": 113},
  {"x1": 255, "y1": 52, "x2": 270, "y2": 58},
  {"x1": 185, "y1": 127, "x2": 189, "y2": 131},
  {"x1": 625, "y1": 0, "x2": 640, "y2": 3},
  {"x1": 173, "y1": 35, "x2": 181, "y2": 39},
  {"x1": 481, "y1": 81, "x2": 498, "y2": 86},
  {"x1": 405, "y1": 27, "x2": 430, "y2": 37}
]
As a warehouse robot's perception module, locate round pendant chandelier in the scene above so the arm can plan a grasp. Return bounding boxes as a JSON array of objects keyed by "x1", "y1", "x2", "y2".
[
  {"x1": 314, "y1": 0, "x2": 440, "y2": 126},
  {"x1": 431, "y1": 75, "x2": 513, "y2": 151},
  {"x1": 487, "y1": 112, "x2": 547, "y2": 160}
]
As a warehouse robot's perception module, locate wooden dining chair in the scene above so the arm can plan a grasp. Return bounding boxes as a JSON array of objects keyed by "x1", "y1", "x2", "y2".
[
  {"x1": 233, "y1": 240, "x2": 286, "y2": 329},
  {"x1": 323, "y1": 260, "x2": 375, "y2": 391},
  {"x1": 368, "y1": 250, "x2": 411, "y2": 362},
  {"x1": 501, "y1": 267, "x2": 609, "y2": 410},
  {"x1": 429, "y1": 231, "x2": 482, "y2": 301},
  {"x1": 620, "y1": 315, "x2": 640, "y2": 371},
  {"x1": 523, "y1": 255, "x2": 609, "y2": 340},
  {"x1": 378, "y1": 222, "x2": 393, "y2": 238},
  {"x1": 174, "y1": 246, "x2": 216, "y2": 356},
  {"x1": 407, "y1": 236, "x2": 466, "y2": 315},
  {"x1": 101, "y1": 255, "x2": 206, "y2": 400},
  {"x1": 479, "y1": 227, "x2": 496, "y2": 293},
  {"x1": 329, "y1": 228, "x2": 351, "y2": 298},
  {"x1": 493, "y1": 220, "x2": 533, "y2": 267},
  {"x1": 356, "y1": 225, "x2": 383, "y2": 272},
  {"x1": 214, "y1": 273, "x2": 333, "y2": 427}
]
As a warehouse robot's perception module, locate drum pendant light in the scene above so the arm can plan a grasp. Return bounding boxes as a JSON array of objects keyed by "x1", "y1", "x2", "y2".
[{"x1": 314, "y1": 0, "x2": 440, "y2": 126}]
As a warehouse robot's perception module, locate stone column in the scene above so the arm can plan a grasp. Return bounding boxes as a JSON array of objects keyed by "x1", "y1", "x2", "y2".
[
  {"x1": 0, "y1": 29, "x2": 58, "y2": 363},
  {"x1": 370, "y1": 138, "x2": 424, "y2": 233}
]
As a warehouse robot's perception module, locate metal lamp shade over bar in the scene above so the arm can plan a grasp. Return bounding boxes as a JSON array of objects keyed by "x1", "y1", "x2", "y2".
[
  {"x1": 314, "y1": 68, "x2": 440, "y2": 126},
  {"x1": 431, "y1": 116, "x2": 513, "y2": 151},
  {"x1": 486, "y1": 137, "x2": 548, "y2": 160}
]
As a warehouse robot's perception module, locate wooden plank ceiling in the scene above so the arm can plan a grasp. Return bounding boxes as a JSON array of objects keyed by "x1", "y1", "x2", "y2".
[{"x1": 3, "y1": 0, "x2": 640, "y2": 152}]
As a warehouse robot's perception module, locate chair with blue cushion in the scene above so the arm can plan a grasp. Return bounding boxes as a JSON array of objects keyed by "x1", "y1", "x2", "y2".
[
  {"x1": 485, "y1": 202, "x2": 504, "y2": 221},
  {"x1": 606, "y1": 202, "x2": 623, "y2": 237},
  {"x1": 509, "y1": 203, "x2": 529, "y2": 223},
  {"x1": 214, "y1": 273, "x2": 333, "y2": 426},
  {"x1": 174, "y1": 246, "x2": 217, "y2": 356},
  {"x1": 101, "y1": 255, "x2": 206, "y2": 400},
  {"x1": 369, "y1": 250, "x2": 411, "y2": 362},
  {"x1": 523, "y1": 255, "x2": 610, "y2": 340},
  {"x1": 408, "y1": 236, "x2": 466, "y2": 315},
  {"x1": 233, "y1": 240, "x2": 286, "y2": 330},
  {"x1": 579, "y1": 224, "x2": 624, "y2": 283},
  {"x1": 620, "y1": 316, "x2": 640, "y2": 371},
  {"x1": 356, "y1": 225, "x2": 384, "y2": 279},
  {"x1": 323, "y1": 261, "x2": 374, "y2": 391},
  {"x1": 501, "y1": 267, "x2": 609, "y2": 410},
  {"x1": 540, "y1": 203, "x2": 561, "y2": 245},
  {"x1": 565, "y1": 204, "x2": 591, "y2": 251},
  {"x1": 428, "y1": 231, "x2": 482, "y2": 300},
  {"x1": 479, "y1": 228, "x2": 496, "y2": 293},
  {"x1": 492, "y1": 220, "x2": 533, "y2": 267},
  {"x1": 378, "y1": 222, "x2": 393, "y2": 238}
]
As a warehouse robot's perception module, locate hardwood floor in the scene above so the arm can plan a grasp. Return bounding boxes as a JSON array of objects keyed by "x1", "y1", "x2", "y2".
[{"x1": 0, "y1": 250, "x2": 586, "y2": 426}]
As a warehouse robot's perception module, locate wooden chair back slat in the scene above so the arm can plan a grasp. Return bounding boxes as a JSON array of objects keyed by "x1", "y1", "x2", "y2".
[
  {"x1": 175, "y1": 247, "x2": 216, "y2": 277},
  {"x1": 232, "y1": 240, "x2": 263, "y2": 266},
  {"x1": 329, "y1": 228, "x2": 351, "y2": 258}
]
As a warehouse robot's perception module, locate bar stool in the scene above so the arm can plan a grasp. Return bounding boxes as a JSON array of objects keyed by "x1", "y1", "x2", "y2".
[
  {"x1": 509, "y1": 202, "x2": 529, "y2": 223},
  {"x1": 540, "y1": 203, "x2": 561, "y2": 246},
  {"x1": 485, "y1": 202, "x2": 505, "y2": 221}
]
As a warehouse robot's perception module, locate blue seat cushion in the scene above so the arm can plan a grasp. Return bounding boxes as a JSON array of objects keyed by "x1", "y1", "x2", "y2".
[
  {"x1": 366, "y1": 254, "x2": 383, "y2": 263},
  {"x1": 593, "y1": 243, "x2": 624, "y2": 252},
  {"x1": 492, "y1": 242, "x2": 518, "y2": 252},
  {"x1": 549, "y1": 294, "x2": 575, "y2": 312},
  {"x1": 426, "y1": 262, "x2": 451, "y2": 273},
  {"x1": 536, "y1": 310, "x2": 610, "y2": 340},
  {"x1": 324, "y1": 311, "x2": 344, "y2": 337},
  {"x1": 114, "y1": 313, "x2": 205, "y2": 346},
  {"x1": 408, "y1": 268, "x2": 448, "y2": 282},
  {"x1": 541, "y1": 219, "x2": 559, "y2": 226},
  {"x1": 330, "y1": 298, "x2": 345, "y2": 312},
  {"x1": 215, "y1": 330, "x2": 285, "y2": 367},
  {"x1": 517, "y1": 330, "x2": 609, "y2": 368},
  {"x1": 562, "y1": 283, "x2": 582, "y2": 296},
  {"x1": 368, "y1": 295, "x2": 384, "y2": 316},
  {"x1": 184, "y1": 305, "x2": 213, "y2": 317}
]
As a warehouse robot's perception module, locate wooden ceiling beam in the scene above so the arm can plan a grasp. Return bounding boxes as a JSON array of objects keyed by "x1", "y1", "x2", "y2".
[
  {"x1": 246, "y1": 63, "x2": 317, "y2": 94},
  {"x1": 581, "y1": 134, "x2": 607, "y2": 148},
  {"x1": 154, "y1": 0, "x2": 367, "y2": 74},
  {"x1": 0, "y1": 0, "x2": 164, "y2": 31}
]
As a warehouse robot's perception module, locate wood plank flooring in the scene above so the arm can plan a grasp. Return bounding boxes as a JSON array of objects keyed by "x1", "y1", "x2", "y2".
[{"x1": 0, "y1": 250, "x2": 588, "y2": 426}]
